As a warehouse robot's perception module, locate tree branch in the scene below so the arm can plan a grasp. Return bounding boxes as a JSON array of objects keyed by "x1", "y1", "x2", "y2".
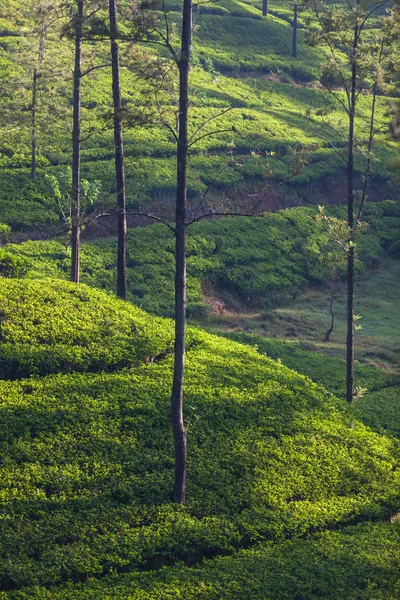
[
  {"x1": 186, "y1": 210, "x2": 261, "y2": 227},
  {"x1": 125, "y1": 211, "x2": 176, "y2": 233},
  {"x1": 309, "y1": 131, "x2": 347, "y2": 165},
  {"x1": 81, "y1": 63, "x2": 112, "y2": 77},
  {"x1": 189, "y1": 127, "x2": 235, "y2": 148},
  {"x1": 188, "y1": 105, "x2": 234, "y2": 145}
]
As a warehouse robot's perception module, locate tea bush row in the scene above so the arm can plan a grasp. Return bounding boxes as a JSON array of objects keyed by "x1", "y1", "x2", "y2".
[{"x1": 8, "y1": 521, "x2": 399, "y2": 599}]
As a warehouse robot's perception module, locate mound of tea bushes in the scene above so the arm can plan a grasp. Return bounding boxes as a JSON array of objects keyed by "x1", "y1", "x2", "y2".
[
  {"x1": 0, "y1": 279, "x2": 174, "y2": 379},
  {"x1": 0, "y1": 279, "x2": 399, "y2": 594}
]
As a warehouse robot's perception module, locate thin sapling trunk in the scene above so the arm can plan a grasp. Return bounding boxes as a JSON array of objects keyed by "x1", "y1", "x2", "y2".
[
  {"x1": 31, "y1": 17, "x2": 46, "y2": 179},
  {"x1": 346, "y1": 16, "x2": 358, "y2": 404},
  {"x1": 31, "y1": 69, "x2": 38, "y2": 180},
  {"x1": 324, "y1": 271, "x2": 336, "y2": 342}
]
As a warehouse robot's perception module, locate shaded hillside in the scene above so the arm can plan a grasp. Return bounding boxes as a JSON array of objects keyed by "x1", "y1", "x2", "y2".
[
  {"x1": 10, "y1": 522, "x2": 399, "y2": 599},
  {"x1": 3, "y1": 201, "x2": 399, "y2": 315}
]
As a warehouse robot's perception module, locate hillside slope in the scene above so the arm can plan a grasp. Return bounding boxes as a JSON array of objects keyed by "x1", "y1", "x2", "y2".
[
  {"x1": 3, "y1": 201, "x2": 399, "y2": 315},
  {"x1": 0, "y1": 279, "x2": 398, "y2": 595},
  {"x1": 0, "y1": 0, "x2": 397, "y2": 229},
  {"x1": 11, "y1": 522, "x2": 400, "y2": 599}
]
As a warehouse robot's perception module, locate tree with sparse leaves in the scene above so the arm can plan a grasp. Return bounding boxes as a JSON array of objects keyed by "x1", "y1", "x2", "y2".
[
  {"x1": 2, "y1": 0, "x2": 69, "y2": 178},
  {"x1": 305, "y1": 0, "x2": 399, "y2": 402}
]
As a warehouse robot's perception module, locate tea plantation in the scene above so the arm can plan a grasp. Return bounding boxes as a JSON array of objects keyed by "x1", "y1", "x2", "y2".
[
  {"x1": 0, "y1": 279, "x2": 399, "y2": 597},
  {"x1": 3, "y1": 201, "x2": 399, "y2": 316},
  {"x1": 1, "y1": 0, "x2": 400, "y2": 596},
  {"x1": 1, "y1": 0, "x2": 398, "y2": 229}
]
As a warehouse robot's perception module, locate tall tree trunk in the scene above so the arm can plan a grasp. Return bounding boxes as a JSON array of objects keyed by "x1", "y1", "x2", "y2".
[
  {"x1": 292, "y1": 3, "x2": 298, "y2": 58},
  {"x1": 31, "y1": 17, "x2": 46, "y2": 180},
  {"x1": 71, "y1": 0, "x2": 83, "y2": 284},
  {"x1": 171, "y1": 0, "x2": 192, "y2": 505},
  {"x1": 346, "y1": 19, "x2": 358, "y2": 404},
  {"x1": 31, "y1": 68, "x2": 38, "y2": 180},
  {"x1": 109, "y1": 0, "x2": 127, "y2": 299},
  {"x1": 262, "y1": 0, "x2": 268, "y2": 18}
]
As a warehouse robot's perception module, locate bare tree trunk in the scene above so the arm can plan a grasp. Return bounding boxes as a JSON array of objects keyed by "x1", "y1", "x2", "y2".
[
  {"x1": 31, "y1": 17, "x2": 46, "y2": 180},
  {"x1": 171, "y1": 0, "x2": 192, "y2": 505},
  {"x1": 346, "y1": 19, "x2": 358, "y2": 404},
  {"x1": 71, "y1": 0, "x2": 83, "y2": 284},
  {"x1": 292, "y1": 2, "x2": 298, "y2": 58},
  {"x1": 262, "y1": 0, "x2": 268, "y2": 18},
  {"x1": 109, "y1": 0, "x2": 127, "y2": 299},
  {"x1": 31, "y1": 68, "x2": 38, "y2": 180}
]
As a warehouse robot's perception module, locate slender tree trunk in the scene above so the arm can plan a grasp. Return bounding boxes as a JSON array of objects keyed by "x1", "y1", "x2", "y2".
[
  {"x1": 109, "y1": 0, "x2": 127, "y2": 299},
  {"x1": 262, "y1": 0, "x2": 268, "y2": 18},
  {"x1": 31, "y1": 18, "x2": 46, "y2": 180},
  {"x1": 346, "y1": 19, "x2": 358, "y2": 404},
  {"x1": 292, "y1": 3, "x2": 298, "y2": 58},
  {"x1": 71, "y1": 0, "x2": 83, "y2": 284},
  {"x1": 171, "y1": 0, "x2": 192, "y2": 505},
  {"x1": 31, "y1": 69, "x2": 38, "y2": 179}
]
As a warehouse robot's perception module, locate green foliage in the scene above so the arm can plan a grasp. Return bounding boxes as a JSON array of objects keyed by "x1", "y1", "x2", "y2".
[
  {"x1": 4, "y1": 202, "x2": 399, "y2": 316},
  {"x1": 223, "y1": 331, "x2": 398, "y2": 400},
  {"x1": 355, "y1": 387, "x2": 400, "y2": 439},
  {"x1": 0, "y1": 284, "x2": 398, "y2": 591},
  {"x1": 45, "y1": 167, "x2": 102, "y2": 225},
  {"x1": 0, "y1": 223, "x2": 11, "y2": 237},
  {"x1": 9, "y1": 521, "x2": 400, "y2": 599},
  {"x1": 0, "y1": 279, "x2": 174, "y2": 378},
  {"x1": 0, "y1": 171, "x2": 60, "y2": 229},
  {"x1": 0, "y1": 250, "x2": 30, "y2": 278},
  {"x1": 1, "y1": 1, "x2": 397, "y2": 230},
  {"x1": 0, "y1": 4, "x2": 399, "y2": 595},
  {"x1": 192, "y1": 12, "x2": 324, "y2": 77}
]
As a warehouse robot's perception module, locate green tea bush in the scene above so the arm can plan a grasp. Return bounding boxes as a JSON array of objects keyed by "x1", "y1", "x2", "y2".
[
  {"x1": 11, "y1": 521, "x2": 399, "y2": 599},
  {"x1": 0, "y1": 250, "x2": 30, "y2": 278},
  {"x1": 224, "y1": 332, "x2": 398, "y2": 400},
  {"x1": 0, "y1": 171, "x2": 60, "y2": 229},
  {"x1": 0, "y1": 328, "x2": 398, "y2": 591},
  {"x1": 0, "y1": 279, "x2": 174, "y2": 378},
  {"x1": 355, "y1": 387, "x2": 400, "y2": 439},
  {"x1": 0, "y1": 222, "x2": 11, "y2": 239}
]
